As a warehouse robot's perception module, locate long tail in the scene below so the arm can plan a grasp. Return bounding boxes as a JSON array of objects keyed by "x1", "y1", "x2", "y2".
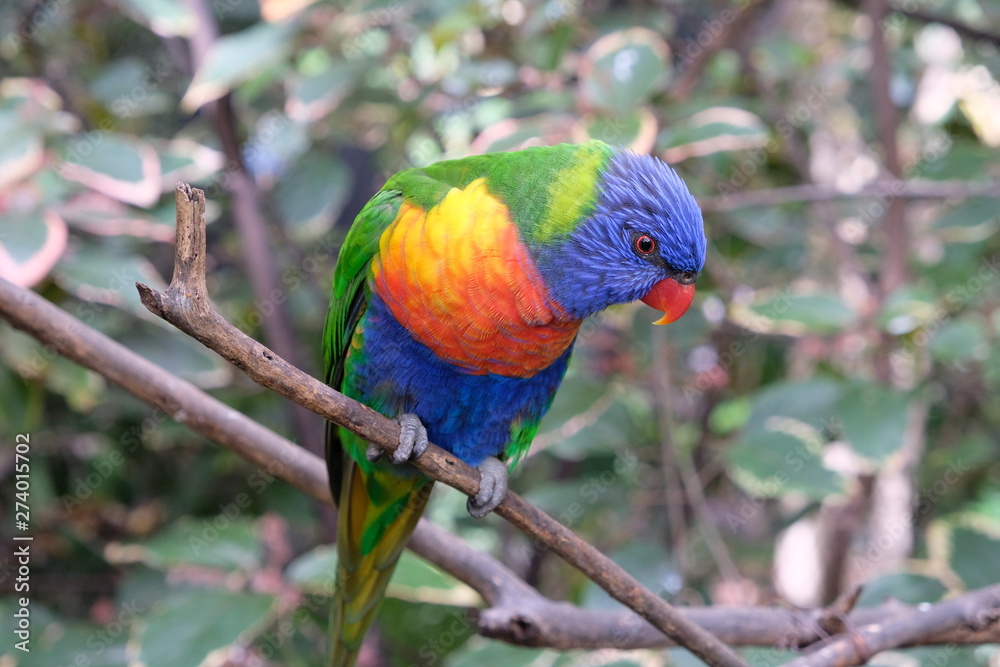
[{"x1": 329, "y1": 459, "x2": 432, "y2": 667}]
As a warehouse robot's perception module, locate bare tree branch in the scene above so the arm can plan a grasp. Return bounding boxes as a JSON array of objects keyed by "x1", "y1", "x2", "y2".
[
  {"x1": 671, "y1": 0, "x2": 773, "y2": 102},
  {"x1": 866, "y1": 0, "x2": 908, "y2": 296},
  {"x1": 785, "y1": 584, "x2": 1000, "y2": 667},
  {"x1": 651, "y1": 332, "x2": 739, "y2": 583},
  {"x1": 1, "y1": 257, "x2": 997, "y2": 655},
  {"x1": 894, "y1": 5, "x2": 1000, "y2": 48},
  {"x1": 699, "y1": 180, "x2": 1000, "y2": 212},
  {"x1": 133, "y1": 184, "x2": 747, "y2": 667}
]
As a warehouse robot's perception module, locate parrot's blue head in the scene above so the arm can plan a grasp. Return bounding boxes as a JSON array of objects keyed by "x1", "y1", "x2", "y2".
[{"x1": 535, "y1": 149, "x2": 707, "y2": 322}]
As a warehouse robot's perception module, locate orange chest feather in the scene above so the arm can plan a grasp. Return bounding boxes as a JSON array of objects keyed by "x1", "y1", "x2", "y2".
[{"x1": 370, "y1": 179, "x2": 580, "y2": 377}]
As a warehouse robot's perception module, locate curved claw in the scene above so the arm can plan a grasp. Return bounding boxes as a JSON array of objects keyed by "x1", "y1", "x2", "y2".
[
  {"x1": 392, "y1": 413, "x2": 429, "y2": 464},
  {"x1": 467, "y1": 457, "x2": 508, "y2": 519},
  {"x1": 364, "y1": 413, "x2": 428, "y2": 464}
]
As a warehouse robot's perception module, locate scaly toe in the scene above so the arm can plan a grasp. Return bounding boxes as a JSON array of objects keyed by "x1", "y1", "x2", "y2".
[
  {"x1": 365, "y1": 443, "x2": 382, "y2": 462},
  {"x1": 393, "y1": 413, "x2": 429, "y2": 464},
  {"x1": 467, "y1": 457, "x2": 508, "y2": 519}
]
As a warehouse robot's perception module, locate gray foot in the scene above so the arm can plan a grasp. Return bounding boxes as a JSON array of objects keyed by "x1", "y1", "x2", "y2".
[
  {"x1": 467, "y1": 457, "x2": 508, "y2": 519},
  {"x1": 367, "y1": 413, "x2": 429, "y2": 464}
]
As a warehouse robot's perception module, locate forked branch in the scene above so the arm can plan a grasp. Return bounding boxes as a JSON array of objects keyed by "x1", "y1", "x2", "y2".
[{"x1": 135, "y1": 184, "x2": 746, "y2": 667}]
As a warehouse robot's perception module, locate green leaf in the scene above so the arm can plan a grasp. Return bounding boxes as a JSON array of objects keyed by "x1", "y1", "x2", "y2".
[
  {"x1": 0, "y1": 207, "x2": 67, "y2": 287},
  {"x1": 879, "y1": 285, "x2": 938, "y2": 335},
  {"x1": 743, "y1": 378, "x2": 844, "y2": 436},
  {"x1": 115, "y1": 517, "x2": 263, "y2": 572},
  {"x1": 727, "y1": 430, "x2": 843, "y2": 500},
  {"x1": 58, "y1": 191, "x2": 177, "y2": 242},
  {"x1": 969, "y1": 489, "x2": 1000, "y2": 522},
  {"x1": 155, "y1": 138, "x2": 225, "y2": 185},
  {"x1": 286, "y1": 545, "x2": 337, "y2": 593},
  {"x1": 855, "y1": 573, "x2": 946, "y2": 607},
  {"x1": 3, "y1": 609, "x2": 130, "y2": 666},
  {"x1": 708, "y1": 397, "x2": 752, "y2": 435},
  {"x1": 945, "y1": 521, "x2": 1000, "y2": 589},
  {"x1": 929, "y1": 318, "x2": 989, "y2": 363},
  {"x1": 182, "y1": 21, "x2": 297, "y2": 111},
  {"x1": 582, "y1": 541, "x2": 679, "y2": 610},
  {"x1": 121, "y1": 329, "x2": 232, "y2": 388},
  {"x1": 53, "y1": 244, "x2": 166, "y2": 311},
  {"x1": 748, "y1": 292, "x2": 857, "y2": 334},
  {"x1": 60, "y1": 133, "x2": 162, "y2": 206},
  {"x1": 287, "y1": 61, "x2": 358, "y2": 121},
  {"x1": 133, "y1": 589, "x2": 274, "y2": 667},
  {"x1": 536, "y1": 375, "x2": 611, "y2": 442},
  {"x1": 274, "y1": 153, "x2": 351, "y2": 239},
  {"x1": 661, "y1": 106, "x2": 769, "y2": 157},
  {"x1": 121, "y1": 0, "x2": 197, "y2": 36},
  {"x1": 388, "y1": 552, "x2": 479, "y2": 605},
  {"x1": 573, "y1": 108, "x2": 658, "y2": 153},
  {"x1": 835, "y1": 384, "x2": 913, "y2": 463},
  {"x1": 472, "y1": 112, "x2": 577, "y2": 154},
  {"x1": 916, "y1": 140, "x2": 997, "y2": 180},
  {"x1": 0, "y1": 109, "x2": 44, "y2": 188},
  {"x1": 91, "y1": 58, "x2": 175, "y2": 117},
  {"x1": 445, "y1": 638, "x2": 552, "y2": 667},
  {"x1": 544, "y1": 387, "x2": 652, "y2": 460},
  {"x1": 932, "y1": 198, "x2": 1000, "y2": 244},
  {"x1": 581, "y1": 28, "x2": 669, "y2": 114}
]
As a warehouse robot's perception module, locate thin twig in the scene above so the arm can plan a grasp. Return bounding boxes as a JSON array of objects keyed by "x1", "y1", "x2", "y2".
[
  {"x1": 671, "y1": 0, "x2": 772, "y2": 102},
  {"x1": 652, "y1": 334, "x2": 690, "y2": 563},
  {"x1": 895, "y1": 5, "x2": 1000, "y2": 48},
  {"x1": 136, "y1": 185, "x2": 747, "y2": 667},
  {"x1": 1, "y1": 271, "x2": 998, "y2": 653},
  {"x1": 866, "y1": 0, "x2": 908, "y2": 295},
  {"x1": 785, "y1": 584, "x2": 1000, "y2": 667},
  {"x1": 652, "y1": 331, "x2": 739, "y2": 583},
  {"x1": 699, "y1": 180, "x2": 1000, "y2": 212}
]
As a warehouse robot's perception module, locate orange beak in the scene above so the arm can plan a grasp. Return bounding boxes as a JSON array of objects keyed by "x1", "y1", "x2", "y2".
[{"x1": 640, "y1": 277, "x2": 696, "y2": 325}]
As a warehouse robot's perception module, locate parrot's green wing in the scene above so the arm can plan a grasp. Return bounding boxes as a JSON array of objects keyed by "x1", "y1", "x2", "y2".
[{"x1": 323, "y1": 188, "x2": 402, "y2": 502}]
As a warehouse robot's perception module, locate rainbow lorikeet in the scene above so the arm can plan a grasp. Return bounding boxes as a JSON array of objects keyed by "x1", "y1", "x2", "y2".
[{"x1": 323, "y1": 139, "x2": 706, "y2": 666}]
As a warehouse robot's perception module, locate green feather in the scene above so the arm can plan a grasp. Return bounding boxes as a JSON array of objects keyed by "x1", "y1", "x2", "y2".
[
  {"x1": 323, "y1": 188, "x2": 402, "y2": 502},
  {"x1": 323, "y1": 140, "x2": 617, "y2": 667},
  {"x1": 383, "y1": 140, "x2": 613, "y2": 244}
]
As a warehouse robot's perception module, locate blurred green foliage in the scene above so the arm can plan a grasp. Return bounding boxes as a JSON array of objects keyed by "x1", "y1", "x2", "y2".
[{"x1": 1, "y1": 0, "x2": 999, "y2": 665}]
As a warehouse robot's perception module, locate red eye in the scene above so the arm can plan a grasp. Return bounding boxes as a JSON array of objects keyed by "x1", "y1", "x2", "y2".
[{"x1": 634, "y1": 234, "x2": 656, "y2": 255}]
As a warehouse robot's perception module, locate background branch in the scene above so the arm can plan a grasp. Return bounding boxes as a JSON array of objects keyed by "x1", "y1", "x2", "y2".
[
  {"x1": 671, "y1": 0, "x2": 772, "y2": 102},
  {"x1": 699, "y1": 180, "x2": 1000, "y2": 212},
  {"x1": 1, "y1": 270, "x2": 996, "y2": 656},
  {"x1": 180, "y1": 0, "x2": 322, "y2": 457},
  {"x1": 135, "y1": 185, "x2": 746, "y2": 667}
]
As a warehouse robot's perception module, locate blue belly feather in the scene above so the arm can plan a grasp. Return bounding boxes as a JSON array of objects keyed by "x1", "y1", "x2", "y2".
[{"x1": 344, "y1": 293, "x2": 573, "y2": 467}]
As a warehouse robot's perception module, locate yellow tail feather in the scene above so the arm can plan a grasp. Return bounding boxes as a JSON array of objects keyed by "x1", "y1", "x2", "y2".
[{"x1": 329, "y1": 459, "x2": 432, "y2": 667}]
